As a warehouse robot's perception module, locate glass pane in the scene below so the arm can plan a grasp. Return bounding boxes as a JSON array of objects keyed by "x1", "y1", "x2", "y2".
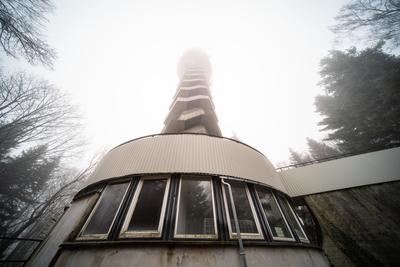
[
  {"x1": 176, "y1": 177, "x2": 216, "y2": 236},
  {"x1": 294, "y1": 205, "x2": 319, "y2": 245},
  {"x1": 224, "y1": 181, "x2": 258, "y2": 234},
  {"x1": 83, "y1": 182, "x2": 129, "y2": 236},
  {"x1": 127, "y1": 179, "x2": 167, "y2": 231},
  {"x1": 255, "y1": 186, "x2": 292, "y2": 239},
  {"x1": 276, "y1": 195, "x2": 308, "y2": 240}
]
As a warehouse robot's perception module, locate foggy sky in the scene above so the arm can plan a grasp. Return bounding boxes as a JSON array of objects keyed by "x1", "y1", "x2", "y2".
[{"x1": 6, "y1": 0, "x2": 349, "y2": 166}]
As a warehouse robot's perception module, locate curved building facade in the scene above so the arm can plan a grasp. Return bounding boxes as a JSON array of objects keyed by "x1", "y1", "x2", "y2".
[{"x1": 27, "y1": 50, "x2": 329, "y2": 267}]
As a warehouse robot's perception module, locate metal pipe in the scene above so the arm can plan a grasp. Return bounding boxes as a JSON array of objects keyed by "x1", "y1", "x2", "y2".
[{"x1": 221, "y1": 178, "x2": 248, "y2": 267}]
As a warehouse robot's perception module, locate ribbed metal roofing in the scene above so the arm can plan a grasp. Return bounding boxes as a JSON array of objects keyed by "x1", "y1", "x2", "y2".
[{"x1": 86, "y1": 134, "x2": 287, "y2": 193}]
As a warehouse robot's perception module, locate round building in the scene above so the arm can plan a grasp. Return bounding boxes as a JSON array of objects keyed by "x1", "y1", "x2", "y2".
[{"x1": 27, "y1": 50, "x2": 329, "y2": 267}]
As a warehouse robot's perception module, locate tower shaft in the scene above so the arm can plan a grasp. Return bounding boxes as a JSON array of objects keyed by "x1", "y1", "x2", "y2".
[{"x1": 162, "y1": 51, "x2": 222, "y2": 136}]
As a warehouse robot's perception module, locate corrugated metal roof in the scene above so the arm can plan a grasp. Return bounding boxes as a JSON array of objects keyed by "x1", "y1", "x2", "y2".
[
  {"x1": 86, "y1": 134, "x2": 286, "y2": 193},
  {"x1": 279, "y1": 147, "x2": 400, "y2": 196}
]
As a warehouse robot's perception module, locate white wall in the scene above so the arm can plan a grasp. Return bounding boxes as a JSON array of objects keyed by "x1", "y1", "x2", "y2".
[{"x1": 279, "y1": 147, "x2": 400, "y2": 197}]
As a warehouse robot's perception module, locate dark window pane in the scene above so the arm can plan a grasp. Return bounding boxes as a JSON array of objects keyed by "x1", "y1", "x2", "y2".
[
  {"x1": 255, "y1": 186, "x2": 293, "y2": 239},
  {"x1": 128, "y1": 179, "x2": 167, "y2": 231},
  {"x1": 294, "y1": 205, "x2": 319, "y2": 245},
  {"x1": 224, "y1": 181, "x2": 258, "y2": 234},
  {"x1": 83, "y1": 182, "x2": 129, "y2": 236},
  {"x1": 176, "y1": 177, "x2": 216, "y2": 236},
  {"x1": 276, "y1": 195, "x2": 308, "y2": 241}
]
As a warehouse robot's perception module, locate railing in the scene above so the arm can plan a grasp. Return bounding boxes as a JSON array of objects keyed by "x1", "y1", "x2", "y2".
[
  {"x1": 0, "y1": 236, "x2": 43, "y2": 266},
  {"x1": 276, "y1": 145, "x2": 400, "y2": 172}
]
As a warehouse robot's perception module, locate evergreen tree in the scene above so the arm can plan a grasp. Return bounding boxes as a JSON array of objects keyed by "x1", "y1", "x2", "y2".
[
  {"x1": 0, "y1": 145, "x2": 59, "y2": 235},
  {"x1": 289, "y1": 148, "x2": 312, "y2": 165},
  {"x1": 316, "y1": 43, "x2": 400, "y2": 153},
  {"x1": 288, "y1": 139, "x2": 341, "y2": 165},
  {"x1": 306, "y1": 138, "x2": 341, "y2": 160}
]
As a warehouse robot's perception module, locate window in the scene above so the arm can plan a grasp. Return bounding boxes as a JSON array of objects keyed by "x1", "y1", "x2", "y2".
[
  {"x1": 119, "y1": 177, "x2": 170, "y2": 238},
  {"x1": 174, "y1": 176, "x2": 217, "y2": 239},
  {"x1": 255, "y1": 186, "x2": 295, "y2": 241},
  {"x1": 78, "y1": 181, "x2": 130, "y2": 240},
  {"x1": 294, "y1": 205, "x2": 319, "y2": 245},
  {"x1": 276, "y1": 195, "x2": 309, "y2": 243},
  {"x1": 75, "y1": 174, "x2": 319, "y2": 246},
  {"x1": 222, "y1": 180, "x2": 263, "y2": 239}
]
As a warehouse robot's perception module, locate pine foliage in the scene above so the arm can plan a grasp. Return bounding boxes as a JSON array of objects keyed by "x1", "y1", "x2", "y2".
[
  {"x1": 306, "y1": 138, "x2": 341, "y2": 159},
  {"x1": 289, "y1": 139, "x2": 341, "y2": 165},
  {"x1": 316, "y1": 44, "x2": 400, "y2": 152}
]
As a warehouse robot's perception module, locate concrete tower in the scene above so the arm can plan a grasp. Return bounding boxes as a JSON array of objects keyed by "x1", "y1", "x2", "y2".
[{"x1": 163, "y1": 49, "x2": 221, "y2": 136}]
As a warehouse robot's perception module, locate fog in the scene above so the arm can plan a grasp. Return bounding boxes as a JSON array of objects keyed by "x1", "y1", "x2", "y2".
[{"x1": 7, "y1": 0, "x2": 348, "y2": 166}]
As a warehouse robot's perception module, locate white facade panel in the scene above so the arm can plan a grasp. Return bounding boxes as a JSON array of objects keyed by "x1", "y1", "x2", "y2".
[
  {"x1": 280, "y1": 147, "x2": 400, "y2": 197},
  {"x1": 86, "y1": 134, "x2": 286, "y2": 193}
]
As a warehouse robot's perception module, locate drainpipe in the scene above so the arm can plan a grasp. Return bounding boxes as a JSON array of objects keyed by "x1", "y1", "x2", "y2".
[{"x1": 221, "y1": 178, "x2": 248, "y2": 267}]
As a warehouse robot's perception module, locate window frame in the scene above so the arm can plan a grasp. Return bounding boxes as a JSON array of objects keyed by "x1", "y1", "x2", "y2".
[
  {"x1": 221, "y1": 180, "x2": 263, "y2": 240},
  {"x1": 77, "y1": 180, "x2": 131, "y2": 240},
  {"x1": 119, "y1": 176, "x2": 171, "y2": 239},
  {"x1": 73, "y1": 174, "x2": 320, "y2": 247},
  {"x1": 276, "y1": 194, "x2": 310, "y2": 243},
  {"x1": 254, "y1": 187, "x2": 296, "y2": 242},
  {"x1": 285, "y1": 198, "x2": 310, "y2": 243},
  {"x1": 173, "y1": 175, "x2": 218, "y2": 239}
]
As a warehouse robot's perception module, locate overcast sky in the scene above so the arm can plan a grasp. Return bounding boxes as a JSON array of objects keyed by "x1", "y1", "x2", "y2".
[{"x1": 7, "y1": 0, "x2": 349, "y2": 166}]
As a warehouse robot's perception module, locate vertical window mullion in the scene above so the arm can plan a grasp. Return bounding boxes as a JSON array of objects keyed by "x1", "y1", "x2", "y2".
[
  {"x1": 212, "y1": 177, "x2": 226, "y2": 240},
  {"x1": 161, "y1": 174, "x2": 179, "y2": 241}
]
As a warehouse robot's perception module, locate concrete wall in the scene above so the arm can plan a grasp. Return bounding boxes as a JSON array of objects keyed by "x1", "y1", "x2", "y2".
[
  {"x1": 305, "y1": 181, "x2": 400, "y2": 267},
  {"x1": 280, "y1": 148, "x2": 400, "y2": 266},
  {"x1": 52, "y1": 246, "x2": 329, "y2": 267},
  {"x1": 26, "y1": 194, "x2": 99, "y2": 267},
  {"x1": 26, "y1": 191, "x2": 330, "y2": 267}
]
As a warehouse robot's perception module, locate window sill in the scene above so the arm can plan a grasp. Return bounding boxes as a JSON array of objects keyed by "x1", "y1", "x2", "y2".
[{"x1": 61, "y1": 240, "x2": 322, "y2": 251}]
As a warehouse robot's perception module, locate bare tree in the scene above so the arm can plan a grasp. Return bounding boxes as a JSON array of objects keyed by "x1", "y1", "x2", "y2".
[
  {"x1": 0, "y1": 69, "x2": 83, "y2": 157},
  {"x1": 0, "y1": 0, "x2": 56, "y2": 67},
  {"x1": 0, "y1": 160, "x2": 97, "y2": 259},
  {"x1": 5, "y1": 161, "x2": 96, "y2": 238},
  {"x1": 0, "y1": 68, "x2": 84, "y2": 238},
  {"x1": 333, "y1": 0, "x2": 400, "y2": 48}
]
